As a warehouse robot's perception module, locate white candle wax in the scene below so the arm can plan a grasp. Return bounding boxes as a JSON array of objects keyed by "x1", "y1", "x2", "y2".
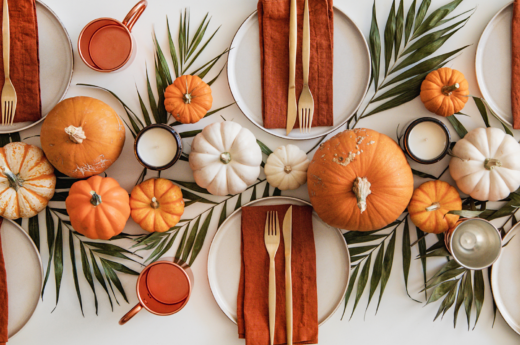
[
  {"x1": 408, "y1": 121, "x2": 447, "y2": 160},
  {"x1": 137, "y1": 127, "x2": 178, "y2": 167}
]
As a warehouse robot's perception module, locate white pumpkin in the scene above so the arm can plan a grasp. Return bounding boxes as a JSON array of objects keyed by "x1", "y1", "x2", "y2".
[
  {"x1": 449, "y1": 127, "x2": 520, "y2": 201},
  {"x1": 265, "y1": 145, "x2": 310, "y2": 190},
  {"x1": 0, "y1": 142, "x2": 56, "y2": 219},
  {"x1": 189, "y1": 122, "x2": 262, "y2": 196}
]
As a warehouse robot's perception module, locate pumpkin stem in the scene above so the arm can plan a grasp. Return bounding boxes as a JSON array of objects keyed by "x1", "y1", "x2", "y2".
[
  {"x1": 183, "y1": 76, "x2": 192, "y2": 104},
  {"x1": 1, "y1": 166, "x2": 22, "y2": 191},
  {"x1": 441, "y1": 83, "x2": 460, "y2": 96},
  {"x1": 352, "y1": 177, "x2": 372, "y2": 213},
  {"x1": 65, "y1": 125, "x2": 87, "y2": 144},
  {"x1": 426, "y1": 202, "x2": 441, "y2": 212},
  {"x1": 90, "y1": 190, "x2": 102, "y2": 206},
  {"x1": 151, "y1": 197, "x2": 159, "y2": 209},
  {"x1": 284, "y1": 165, "x2": 292, "y2": 174},
  {"x1": 183, "y1": 93, "x2": 192, "y2": 104},
  {"x1": 220, "y1": 152, "x2": 231, "y2": 164},
  {"x1": 484, "y1": 158, "x2": 502, "y2": 170}
]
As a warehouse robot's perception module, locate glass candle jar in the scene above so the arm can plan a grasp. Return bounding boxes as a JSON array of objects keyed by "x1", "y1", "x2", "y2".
[
  {"x1": 401, "y1": 117, "x2": 451, "y2": 164},
  {"x1": 134, "y1": 124, "x2": 182, "y2": 170}
]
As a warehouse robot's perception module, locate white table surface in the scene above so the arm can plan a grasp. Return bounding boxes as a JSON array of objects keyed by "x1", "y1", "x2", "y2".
[{"x1": 9, "y1": 0, "x2": 520, "y2": 344}]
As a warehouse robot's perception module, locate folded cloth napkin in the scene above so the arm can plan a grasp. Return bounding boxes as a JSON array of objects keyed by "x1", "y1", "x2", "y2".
[
  {"x1": 0, "y1": 217, "x2": 6, "y2": 345},
  {"x1": 513, "y1": 0, "x2": 520, "y2": 129},
  {"x1": 0, "y1": 0, "x2": 41, "y2": 123},
  {"x1": 258, "y1": 0, "x2": 334, "y2": 129},
  {"x1": 238, "y1": 205, "x2": 318, "y2": 345}
]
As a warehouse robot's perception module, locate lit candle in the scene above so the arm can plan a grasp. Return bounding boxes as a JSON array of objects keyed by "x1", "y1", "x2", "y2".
[
  {"x1": 404, "y1": 118, "x2": 450, "y2": 164},
  {"x1": 135, "y1": 124, "x2": 182, "y2": 170},
  {"x1": 448, "y1": 219, "x2": 502, "y2": 270}
]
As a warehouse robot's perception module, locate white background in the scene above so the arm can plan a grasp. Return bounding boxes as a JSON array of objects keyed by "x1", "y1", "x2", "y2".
[{"x1": 8, "y1": 0, "x2": 520, "y2": 344}]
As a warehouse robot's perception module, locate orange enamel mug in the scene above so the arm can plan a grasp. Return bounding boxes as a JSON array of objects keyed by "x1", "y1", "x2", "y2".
[
  {"x1": 78, "y1": 0, "x2": 147, "y2": 72},
  {"x1": 119, "y1": 258, "x2": 194, "y2": 325}
]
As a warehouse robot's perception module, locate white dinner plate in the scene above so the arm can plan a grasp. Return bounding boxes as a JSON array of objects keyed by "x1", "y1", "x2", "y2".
[
  {"x1": 475, "y1": 1, "x2": 513, "y2": 126},
  {"x1": 491, "y1": 222, "x2": 520, "y2": 335},
  {"x1": 227, "y1": 8, "x2": 371, "y2": 140},
  {"x1": 207, "y1": 196, "x2": 350, "y2": 325},
  {"x1": 0, "y1": 0, "x2": 73, "y2": 134},
  {"x1": 2, "y1": 219, "x2": 43, "y2": 338}
]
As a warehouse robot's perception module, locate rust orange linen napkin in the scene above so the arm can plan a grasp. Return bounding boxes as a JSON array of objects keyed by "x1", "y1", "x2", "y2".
[
  {"x1": 0, "y1": 217, "x2": 6, "y2": 345},
  {"x1": 238, "y1": 205, "x2": 318, "y2": 345},
  {"x1": 513, "y1": 0, "x2": 520, "y2": 128},
  {"x1": 0, "y1": 0, "x2": 41, "y2": 123},
  {"x1": 258, "y1": 0, "x2": 334, "y2": 129}
]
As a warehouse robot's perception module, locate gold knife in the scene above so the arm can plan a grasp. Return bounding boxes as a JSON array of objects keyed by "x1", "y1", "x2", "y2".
[
  {"x1": 286, "y1": 0, "x2": 297, "y2": 135},
  {"x1": 283, "y1": 206, "x2": 293, "y2": 345}
]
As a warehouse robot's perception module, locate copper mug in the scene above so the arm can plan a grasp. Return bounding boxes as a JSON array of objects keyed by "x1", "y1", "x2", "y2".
[
  {"x1": 119, "y1": 259, "x2": 194, "y2": 325},
  {"x1": 78, "y1": 0, "x2": 147, "y2": 72}
]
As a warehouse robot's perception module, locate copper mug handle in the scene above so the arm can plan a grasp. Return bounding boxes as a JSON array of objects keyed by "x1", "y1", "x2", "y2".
[
  {"x1": 119, "y1": 303, "x2": 143, "y2": 325},
  {"x1": 122, "y1": 0, "x2": 147, "y2": 32}
]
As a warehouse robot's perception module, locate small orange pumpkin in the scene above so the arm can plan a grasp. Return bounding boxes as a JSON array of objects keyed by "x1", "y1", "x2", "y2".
[
  {"x1": 420, "y1": 67, "x2": 469, "y2": 117},
  {"x1": 307, "y1": 128, "x2": 414, "y2": 232},
  {"x1": 66, "y1": 176, "x2": 130, "y2": 240},
  {"x1": 130, "y1": 178, "x2": 184, "y2": 233},
  {"x1": 408, "y1": 180, "x2": 462, "y2": 234},
  {"x1": 164, "y1": 75, "x2": 213, "y2": 124}
]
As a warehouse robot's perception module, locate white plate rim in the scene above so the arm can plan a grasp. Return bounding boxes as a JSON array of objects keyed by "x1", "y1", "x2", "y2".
[
  {"x1": 0, "y1": 0, "x2": 74, "y2": 134},
  {"x1": 206, "y1": 196, "x2": 350, "y2": 326},
  {"x1": 226, "y1": 7, "x2": 371, "y2": 141},
  {"x1": 491, "y1": 221, "x2": 520, "y2": 335},
  {"x1": 474, "y1": 1, "x2": 514, "y2": 127},
  {"x1": 4, "y1": 218, "x2": 44, "y2": 339}
]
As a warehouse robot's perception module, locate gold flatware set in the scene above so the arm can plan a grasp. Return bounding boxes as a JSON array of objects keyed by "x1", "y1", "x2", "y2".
[
  {"x1": 1, "y1": 0, "x2": 17, "y2": 125},
  {"x1": 264, "y1": 206, "x2": 293, "y2": 345},
  {"x1": 286, "y1": 0, "x2": 314, "y2": 135}
]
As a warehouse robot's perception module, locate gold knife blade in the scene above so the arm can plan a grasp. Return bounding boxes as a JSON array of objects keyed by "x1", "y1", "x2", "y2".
[
  {"x1": 283, "y1": 206, "x2": 293, "y2": 345},
  {"x1": 286, "y1": 0, "x2": 297, "y2": 135}
]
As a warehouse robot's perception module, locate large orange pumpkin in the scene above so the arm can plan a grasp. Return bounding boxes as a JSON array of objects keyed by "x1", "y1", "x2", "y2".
[
  {"x1": 164, "y1": 75, "x2": 212, "y2": 124},
  {"x1": 40, "y1": 96, "x2": 126, "y2": 178},
  {"x1": 408, "y1": 180, "x2": 462, "y2": 234},
  {"x1": 66, "y1": 176, "x2": 130, "y2": 240},
  {"x1": 130, "y1": 178, "x2": 184, "y2": 233},
  {"x1": 420, "y1": 67, "x2": 469, "y2": 117},
  {"x1": 307, "y1": 128, "x2": 414, "y2": 231}
]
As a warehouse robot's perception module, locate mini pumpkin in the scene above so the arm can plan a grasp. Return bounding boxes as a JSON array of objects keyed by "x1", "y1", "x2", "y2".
[
  {"x1": 449, "y1": 127, "x2": 520, "y2": 201},
  {"x1": 40, "y1": 96, "x2": 126, "y2": 178},
  {"x1": 307, "y1": 128, "x2": 414, "y2": 232},
  {"x1": 130, "y1": 178, "x2": 185, "y2": 233},
  {"x1": 164, "y1": 75, "x2": 213, "y2": 124},
  {"x1": 420, "y1": 67, "x2": 469, "y2": 117},
  {"x1": 408, "y1": 181, "x2": 462, "y2": 234},
  {"x1": 0, "y1": 142, "x2": 56, "y2": 219},
  {"x1": 189, "y1": 122, "x2": 262, "y2": 196},
  {"x1": 265, "y1": 145, "x2": 310, "y2": 191},
  {"x1": 66, "y1": 176, "x2": 130, "y2": 240}
]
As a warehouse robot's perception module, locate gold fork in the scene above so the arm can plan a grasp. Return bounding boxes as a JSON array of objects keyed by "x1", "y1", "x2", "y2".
[
  {"x1": 264, "y1": 211, "x2": 280, "y2": 345},
  {"x1": 1, "y1": 0, "x2": 17, "y2": 125},
  {"x1": 297, "y1": 0, "x2": 314, "y2": 133}
]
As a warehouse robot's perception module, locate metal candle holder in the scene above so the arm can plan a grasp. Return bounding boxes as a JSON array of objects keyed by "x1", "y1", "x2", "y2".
[{"x1": 445, "y1": 218, "x2": 502, "y2": 270}]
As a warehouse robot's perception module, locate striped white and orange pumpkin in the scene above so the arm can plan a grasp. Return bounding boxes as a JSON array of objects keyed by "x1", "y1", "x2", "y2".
[{"x1": 0, "y1": 142, "x2": 56, "y2": 219}]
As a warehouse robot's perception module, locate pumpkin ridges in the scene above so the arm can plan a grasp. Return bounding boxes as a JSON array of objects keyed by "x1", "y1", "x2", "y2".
[
  {"x1": 99, "y1": 203, "x2": 128, "y2": 236},
  {"x1": 93, "y1": 208, "x2": 113, "y2": 240},
  {"x1": 152, "y1": 210, "x2": 169, "y2": 232},
  {"x1": 131, "y1": 207, "x2": 153, "y2": 224}
]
